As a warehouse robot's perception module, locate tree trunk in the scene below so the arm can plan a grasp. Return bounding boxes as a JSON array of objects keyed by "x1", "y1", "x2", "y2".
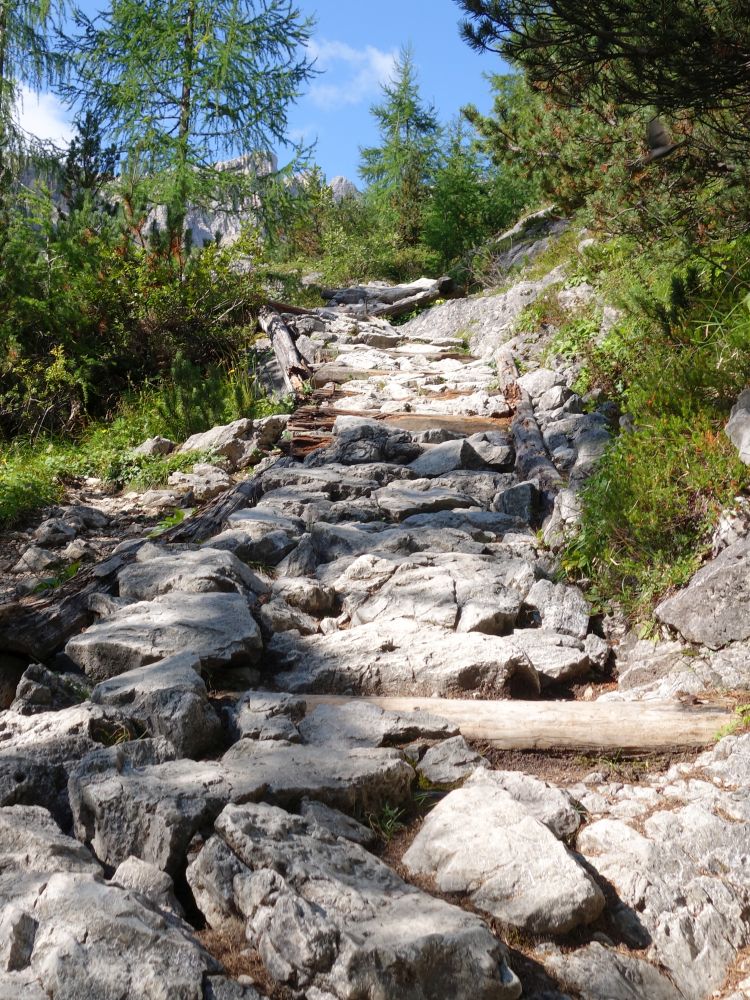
[
  {"x1": 512, "y1": 389, "x2": 563, "y2": 490},
  {"x1": 301, "y1": 695, "x2": 731, "y2": 752},
  {"x1": 258, "y1": 307, "x2": 312, "y2": 397}
]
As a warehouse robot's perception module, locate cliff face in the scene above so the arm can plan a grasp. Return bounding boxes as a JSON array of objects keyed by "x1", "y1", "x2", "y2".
[{"x1": 21, "y1": 151, "x2": 360, "y2": 247}]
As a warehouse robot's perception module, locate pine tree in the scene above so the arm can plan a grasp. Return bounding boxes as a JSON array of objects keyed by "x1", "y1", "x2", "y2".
[
  {"x1": 64, "y1": 0, "x2": 315, "y2": 248},
  {"x1": 359, "y1": 46, "x2": 440, "y2": 248}
]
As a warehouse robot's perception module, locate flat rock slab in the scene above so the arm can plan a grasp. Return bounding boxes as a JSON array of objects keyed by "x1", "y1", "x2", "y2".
[
  {"x1": 188, "y1": 801, "x2": 522, "y2": 1000},
  {"x1": 541, "y1": 942, "x2": 683, "y2": 1000},
  {"x1": 298, "y1": 700, "x2": 457, "y2": 748},
  {"x1": 375, "y1": 484, "x2": 476, "y2": 520},
  {"x1": 270, "y1": 617, "x2": 540, "y2": 698},
  {"x1": 117, "y1": 543, "x2": 268, "y2": 601},
  {"x1": 71, "y1": 742, "x2": 413, "y2": 874},
  {"x1": 403, "y1": 770, "x2": 604, "y2": 934},
  {"x1": 65, "y1": 591, "x2": 262, "y2": 681}
]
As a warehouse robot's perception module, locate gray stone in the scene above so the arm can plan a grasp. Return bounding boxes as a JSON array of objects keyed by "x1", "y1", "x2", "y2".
[
  {"x1": 726, "y1": 388, "x2": 750, "y2": 464},
  {"x1": 407, "y1": 439, "x2": 481, "y2": 477},
  {"x1": 132, "y1": 435, "x2": 175, "y2": 457},
  {"x1": 91, "y1": 652, "x2": 222, "y2": 757},
  {"x1": 168, "y1": 464, "x2": 232, "y2": 501},
  {"x1": 111, "y1": 856, "x2": 183, "y2": 914},
  {"x1": 298, "y1": 701, "x2": 457, "y2": 749},
  {"x1": 493, "y1": 481, "x2": 539, "y2": 522},
  {"x1": 375, "y1": 484, "x2": 476, "y2": 520},
  {"x1": 33, "y1": 518, "x2": 76, "y2": 547},
  {"x1": 476, "y1": 770, "x2": 581, "y2": 840},
  {"x1": 204, "y1": 977, "x2": 263, "y2": 1000},
  {"x1": 508, "y1": 630, "x2": 592, "y2": 687},
  {"x1": 11, "y1": 546, "x2": 62, "y2": 576},
  {"x1": 66, "y1": 591, "x2": 262, "y2": 681},
  {"x1": 179, "y1": 417, "x2": 255, "y2": 467},
  {"x1": 466, "y1": 431, "x2": 515, "y2": 471},
  {"x1": 117, "y1": 542, "x2": 269, "y2": 601},
  {"x1": 0, "y1": 906, "x2": 36, "y2": 972},
  {"x1": 418, "y1": 736, "x2": 485, "y2": 786},
  {"x1": 272, "y1": 576, "x2": 335, "y2": 614},
  {"x1": 298, "y1": 799, "x2": 377, "y2": 848},
  {"x1": 307, "y1": 416, "x2": 421, "y2": 467},
  {"x1": 260, "y1": 597, "x2": 319, "y2": 635},
  {"x1": 70, "y1": 742, "x2": 413, "y2": 874},
  {"x1": 188, "y1": 801, "x2": 522, "y2": 1000},
  {"x1": 271, "y1": 617, "x2": 540, "y2": 697},
  {"x1": 517, "y1": 369, "x2": 565, "y2": 400},
  {"x1": 524, "y1": 579, "x2": 590, "y2": 639},
  {"x1": 230, "y1": 691, "x2": 304, "y2": 742},
  {"x1": 655, "y1": 538, "x2": 750, "y2": 649},
  {"x1": 403, "y1": 771, "x2": 604, "y2": 935},
  {"x1": 541, "y1": 943, "x2": 682, "y2": 1000},
  {"x1": 254, "y1": 413, "x2": 289, "y2": 449},
  {"x1": 0, "y1": 656, "x2": 29, "y2": 711}
]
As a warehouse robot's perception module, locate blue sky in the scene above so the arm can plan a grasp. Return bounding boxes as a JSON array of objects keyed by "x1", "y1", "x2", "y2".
[{"x1": 16, "y1": 0, "x2": 509, "y2": 182}]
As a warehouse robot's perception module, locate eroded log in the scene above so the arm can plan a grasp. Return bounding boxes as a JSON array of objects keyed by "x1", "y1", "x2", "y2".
[
  {"x1": 512, "y1": 389, "x2": 563, "y2": 490},
  {"x1": 258, "y1": 307, "x2": 312, "y2": 397},
  {"x1": 302, "y1": 695, "x2": 732, "y2": 752}
]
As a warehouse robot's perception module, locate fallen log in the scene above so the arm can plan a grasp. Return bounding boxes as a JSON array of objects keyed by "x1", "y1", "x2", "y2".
[
  {"x1": 512, "y1": 389, "x2": 563, "y2": 490},
  {"x1": 258, "y1": 307, "x2": 312, "y2": 397},
  {"x1": 369, "y1": 276, "x2": 456, "y2": 319},
  {"x1": 301, "y1": 695, "x2": 731, "y2": 752}
]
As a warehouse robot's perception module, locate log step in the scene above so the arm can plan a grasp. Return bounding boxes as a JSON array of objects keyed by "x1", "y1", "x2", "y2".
[{"x1": 302, "y1": 695, "x2": 732, "y2": 752}]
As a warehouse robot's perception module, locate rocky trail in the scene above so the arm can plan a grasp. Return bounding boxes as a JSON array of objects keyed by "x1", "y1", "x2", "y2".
[{"x1": 1, "y1": 259, "x2": 749, "y2": 999}]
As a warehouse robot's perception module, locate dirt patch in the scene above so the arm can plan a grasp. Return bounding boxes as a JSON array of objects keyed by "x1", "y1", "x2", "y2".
[
  {"x1": 472, "y1": 744, "x2": 702, "y2": 785},
  {"x1": 197, "y1": 921, "x2": 294, "y2": 999}
]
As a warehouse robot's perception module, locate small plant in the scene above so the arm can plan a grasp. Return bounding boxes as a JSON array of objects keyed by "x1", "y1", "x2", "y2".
[
  {"x1": 33, "y1": 560, "x2": 82, "y2": 594},
  {"x1": 716, "y1": 704, "x2": 750, "y2": 741},
  {"x1": 368, "y1": 803, "x2": 406, "y2": 843},
  {"x1": 147, "y1": 508, "x2": 188, "y2": 538}
]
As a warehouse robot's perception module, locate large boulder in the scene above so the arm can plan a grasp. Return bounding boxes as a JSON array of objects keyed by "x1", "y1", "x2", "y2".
[
  {"x1": 91, "y1": 652, "x2": 222, "y2": 758},
  {"x1": 117, "y1": 542, "x2": 269, "y2": 601},
  {"x1": 178, "y1": 418, "x2": 256, "y2": 468},
  {"x1": 655, "y1": 538, "x2": 750, "y2": 649},
  {"x1": 65, "y1": 592, "x2": 263, "y2": 681},
  {"x1": 270, "y1": 617, "x2": 540, "y2": 697},
  {"x1": 403, "y1": 770, "x2": 604, "y2": 935},
  {"x1": 187, "y1": 801, "x2": 522, "y2": 1000}
]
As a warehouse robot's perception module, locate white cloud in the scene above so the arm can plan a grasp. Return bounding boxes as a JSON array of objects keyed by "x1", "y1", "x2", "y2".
[
  {"x1": 14, "y1": 87, "x2": 75, "y2": 147},
  {"x1": 307, "y1": 39, "x2": 397, "y2": 110}
]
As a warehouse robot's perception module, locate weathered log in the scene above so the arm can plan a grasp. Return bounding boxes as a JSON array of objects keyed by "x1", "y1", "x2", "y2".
[
  {"x1": 302, "y1": 695, "x2": 732, "y2": 752},
  {"x1": 161, "y1": 463, "x2": 279, "y2": 543},
  {"x1": 493, "y1": 348, "x2": 520, "y2": 398},
  {"x1": 258, "y1": 307, "x2": 312, "y2": 397},
  {"x1": 512, "y1": 389, "x2": 563, "y2": 490},
  {"x1": 369, "y1": 276, "x2": 456, "y2": 319}
]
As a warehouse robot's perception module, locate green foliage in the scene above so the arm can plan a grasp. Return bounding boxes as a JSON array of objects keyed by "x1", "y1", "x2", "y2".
[
  {"x1": 716, "y1": 704, "x2": 750, "y2": 741},
  {"x1": 360, "y1": 46, "x2": 440, "y2": 249},
  {"x1": 63, "y1": 0, "x2": 315, "y2": 249},
  {"x1": 367, "y1": 804, "x2": 406, "y2": 843},
  {"x1": 560, "y1": 238, "x2": 750, "y2": 618}
]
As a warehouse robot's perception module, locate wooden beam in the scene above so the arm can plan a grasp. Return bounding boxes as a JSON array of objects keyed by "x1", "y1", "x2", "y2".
[
  {"x1": 301, "y1": 695, "x2": 731, "y2": 752},
  {"x1": 512, "y1": 389, "x2": 563, "y2": 490}
]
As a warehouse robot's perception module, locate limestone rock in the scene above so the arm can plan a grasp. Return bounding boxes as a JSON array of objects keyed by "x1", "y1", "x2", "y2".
[
  {"x1": 178, "y1": 418, "x2": 255, "y2": 467},
  {"x1": 188, "y1": 801, "x2": 522, "y2": 1000},
  {"x1": 655, "y1": 538, "x2": 750, "y2": 649},
  {"x1": 417, "y1": 736, "x2": 485, "y2": 786},
  {"x1": 65, "y1": 591, "x2": 262, "y2": 681},
  {"x1": 541, "y1": 942, "x2": 682, "y2": 1000},
  {"x1": 299, "y1": 799, "x2": 377, "y2": 848},
  {"x1": 132, "y1": 436, "x2": 175, "y2": 457},
  {"x1": 91, "y1": 652, "x2": 222, "y2": 757},
  {"x1": 168, "y1": 463, "x2": 232, "y2": 501},
  {"x1": 375, "y1": 484, "x2": 476, "y2": 520},
  {"x1": 725, "y1": 387, "x2": 750, "y2": 464},
  {"x1": 271, "y1": 617, "x2": 540, "y2": 697},
  {"x1": 10, "y1": 664, "x2": 89, "y2": 716},
  {"x1": 111, "y1": 856, "x2": 183, "y2": 915},
  {"x1": 524, "y1": 579, "x2": 590, "y2": 639},
  {"x1": 298, "y1": 701, "x2": 458, "y2": 749},
  {"x1": 403, "y1": 771, "x2": 605, "y2": 934},
  {"x1": 117, "y1": 542, "x2": 268, "y2": 601},
  {"x1": 70, "y1": 742, "x2": 413, "y2": 874}
]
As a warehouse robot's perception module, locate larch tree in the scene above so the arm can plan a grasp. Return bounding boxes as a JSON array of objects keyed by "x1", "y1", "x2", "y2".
[
  {"x1": 63, "y1": 0, "x2": 315, "y2": 249},
  {"x1": 359, "y1": 46, "x2": 440, "y2": 248},
  {"x1": 0, "y1": 0, "x2": 62, "y2": 225}
]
